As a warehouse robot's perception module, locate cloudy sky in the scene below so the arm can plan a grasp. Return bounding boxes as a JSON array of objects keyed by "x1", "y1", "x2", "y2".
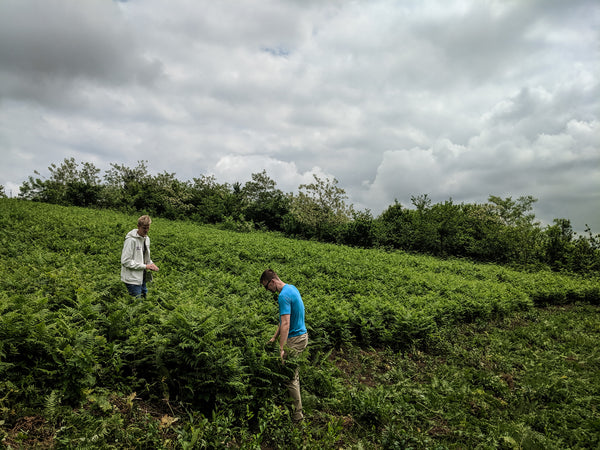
[{"x1": 1, "y1": 0, "x2": 598, "y2": 232}]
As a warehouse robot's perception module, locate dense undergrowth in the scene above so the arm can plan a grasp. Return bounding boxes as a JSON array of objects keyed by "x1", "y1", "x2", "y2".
[{"x1": 0, "y1": 199, "x2": 598, "y2": 448}]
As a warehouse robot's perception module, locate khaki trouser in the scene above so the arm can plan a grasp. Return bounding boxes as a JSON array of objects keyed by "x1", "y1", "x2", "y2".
[{"x1": 285, "y1": 333, "x2": 308, "y2": 422}]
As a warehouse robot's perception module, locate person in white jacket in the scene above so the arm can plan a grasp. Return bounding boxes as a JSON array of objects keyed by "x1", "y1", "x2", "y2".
[{"x1": 121, "y1": 215, "x2": 159, "y2": 298}]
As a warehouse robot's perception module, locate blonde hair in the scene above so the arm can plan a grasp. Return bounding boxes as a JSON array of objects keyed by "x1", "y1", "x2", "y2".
[{"x1": 137, "y1": 215, "x2": 152, "y2": 227}]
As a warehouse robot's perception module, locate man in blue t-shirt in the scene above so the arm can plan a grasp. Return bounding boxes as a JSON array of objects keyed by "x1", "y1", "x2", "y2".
[{"x1": 260, "y1": 269, "x2": 308, "y2": 422}]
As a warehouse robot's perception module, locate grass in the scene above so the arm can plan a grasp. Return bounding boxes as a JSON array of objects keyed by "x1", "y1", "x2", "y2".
[
  {"x1": 0, "y1": 199, "x2": 599, "y2": 448},
  {"x1": 315, "y1": 303, "x2": 600, "y2": 448},
  {"x1": 2, "y1": 303, "x2": 598, "y2": 448}
]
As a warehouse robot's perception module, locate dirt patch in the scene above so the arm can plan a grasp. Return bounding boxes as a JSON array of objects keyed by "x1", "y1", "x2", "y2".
[
  {"x1": 3, "y1": 416, "x2": 54, "y2": 449},
  {"x1": 329, "y1": 348, "x2": 394, "y2": 387}
]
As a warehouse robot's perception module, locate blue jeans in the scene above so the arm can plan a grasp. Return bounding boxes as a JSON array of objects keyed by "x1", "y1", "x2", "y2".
[{"x1": 125, "y1": 282, "x2": 147, "y2": 298}]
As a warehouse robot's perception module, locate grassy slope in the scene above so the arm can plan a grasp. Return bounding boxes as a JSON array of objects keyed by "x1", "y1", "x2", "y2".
[
  {"x1": 0, "y1": 199, "x2": 598, "y2": 448},
  {"x1": 323, "y1": 303, "x2": 600, "y2": 449}
]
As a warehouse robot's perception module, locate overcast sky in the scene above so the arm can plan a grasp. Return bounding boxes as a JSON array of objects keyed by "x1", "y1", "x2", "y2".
[{"x1": 1, "y1": 0, "x2": 598, "y2": 232}]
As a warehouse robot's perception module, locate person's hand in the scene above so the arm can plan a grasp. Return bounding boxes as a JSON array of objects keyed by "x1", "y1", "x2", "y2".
[
  {"x1": 280, "y1": 348, "x2": 285, "y2": 364},
  {"x1": 146, "y1": 263, "x2": 159, "y2": 272}
]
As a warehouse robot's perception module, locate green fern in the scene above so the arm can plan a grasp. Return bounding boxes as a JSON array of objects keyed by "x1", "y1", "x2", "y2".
[{"x1": 44, "y1": 390, "x2": 61, "y2": 422}]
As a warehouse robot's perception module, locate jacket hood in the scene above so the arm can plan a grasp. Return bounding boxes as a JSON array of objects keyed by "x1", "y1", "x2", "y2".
[{"x1": 125, "y1": 229, "x2": 145, "y2": 240}]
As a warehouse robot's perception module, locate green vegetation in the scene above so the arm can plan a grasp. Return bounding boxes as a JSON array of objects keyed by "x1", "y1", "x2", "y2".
[
  {"x1": 1, "y1": 199, "x2": 598, "y2": 448},
  {"x1": 18, "y1": 158, "x2": 600, "y2": 273}
]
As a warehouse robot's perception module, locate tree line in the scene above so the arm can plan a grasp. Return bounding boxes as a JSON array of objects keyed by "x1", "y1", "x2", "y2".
[{"x1": 10, "y1": 157, "x2": 600, "y2": 273}]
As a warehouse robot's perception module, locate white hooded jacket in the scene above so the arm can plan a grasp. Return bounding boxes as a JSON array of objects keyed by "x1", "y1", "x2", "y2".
[{"x1": 121, "y1": 229, "x2": 153, "y2": 285}]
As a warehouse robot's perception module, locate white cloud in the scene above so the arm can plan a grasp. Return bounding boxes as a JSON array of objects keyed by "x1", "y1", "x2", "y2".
[
  {"x1": 360, "y1": 116, "x2": 600, "y2": 228},
  {"x1": 213, "y1": 154, "x2": 334, "y2": 194}
]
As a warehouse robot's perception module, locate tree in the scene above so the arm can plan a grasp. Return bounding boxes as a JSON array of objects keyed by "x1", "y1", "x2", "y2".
[
  {"x1": 487, "y1": 195, "x2": 541, "y2": 265},
  {"x1": 376, "y1": 200, "x2": 413, "y2": 249},
  {"x1": 408, "y1": 194, "x2": 438, "y2": 254},
  {"x1": 64, "y1": 162, "x2": 102, "y2": 207},
  {"x1": 296, "y1": 175, "x2": 353, "y2": 225},
  {"x1": 338, "y1": 209, "x2": 375, "y2": 248},
  {"x1": 143, "y1": 171, "x2": 193, "y2": 219},
  {"x1": 571, "y1": 226, "x2": 600, "y2": 273},
  {"x1": 189, "y1": 175, "x2": 235, "y2": 224},
  {"x1": 19, "y1": 158, "x2": 102, "y2": 206},
  {"x1": 543, "y1": 218, "x2": 575, "y2": 270},
  {"x1": 429, "y1": 199, "x2": 466, "y2": 256},
  {"x1": 288, "y1": 175, "x2": 352, "y2": 240},
  {"x1": 488, "y1": 195, "x2": 538, "y2": 227},
  {"x1": 411, "y1": 194, "x2": 432, "y2": 212},
  {"x1": 242, "y1": 170, "x2": 290, "y2": 231},
  {"x1": 102, "y1": 161, "x2": 150, "y2": 211},
  {"x1": 461, "y1": 203, "x2": 505, "y2": 261}
]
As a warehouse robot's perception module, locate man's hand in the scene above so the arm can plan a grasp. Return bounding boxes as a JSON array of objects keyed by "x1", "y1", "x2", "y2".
[{"x1": 146, "y1": 263, "x2": 159, "y2": 271}]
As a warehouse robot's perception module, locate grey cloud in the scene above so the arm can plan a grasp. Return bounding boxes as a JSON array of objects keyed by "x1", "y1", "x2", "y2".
[
  {"x1": 0, "y1": 0, "x2": 598, "y2": 234},
  {"x1": 0, "y1": 0, "x2": 162, "y2": 105},
  {"x1": 361, "y1": 114, "x2": 599, "y2": 230}
]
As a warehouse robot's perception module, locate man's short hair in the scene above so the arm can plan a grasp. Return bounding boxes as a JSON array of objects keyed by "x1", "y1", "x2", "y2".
[
  {"x1": 260, "y1": 269, "x2": 279, "y2": 285},
  {"x1": 138, "y1": 215, "x2": 152, "y2": 227}
]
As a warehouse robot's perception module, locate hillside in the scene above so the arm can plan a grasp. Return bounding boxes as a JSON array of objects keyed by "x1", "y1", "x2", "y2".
[{"x1": 0, "y1": 199, "x2": 598, "y2": 448}]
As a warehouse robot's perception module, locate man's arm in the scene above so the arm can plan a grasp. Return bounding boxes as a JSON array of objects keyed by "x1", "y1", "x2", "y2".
[
  {"x1": 279, "y1": 314, "x2": 290, "y2": 361},
  {"x1": 121, "y1": 239, "x2": 159, "y2": 271}
]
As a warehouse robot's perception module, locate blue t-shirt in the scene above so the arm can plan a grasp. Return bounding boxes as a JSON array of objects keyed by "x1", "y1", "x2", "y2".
[{"x1": 278, "y1": 284, "x2": 307, "y2": 338}]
